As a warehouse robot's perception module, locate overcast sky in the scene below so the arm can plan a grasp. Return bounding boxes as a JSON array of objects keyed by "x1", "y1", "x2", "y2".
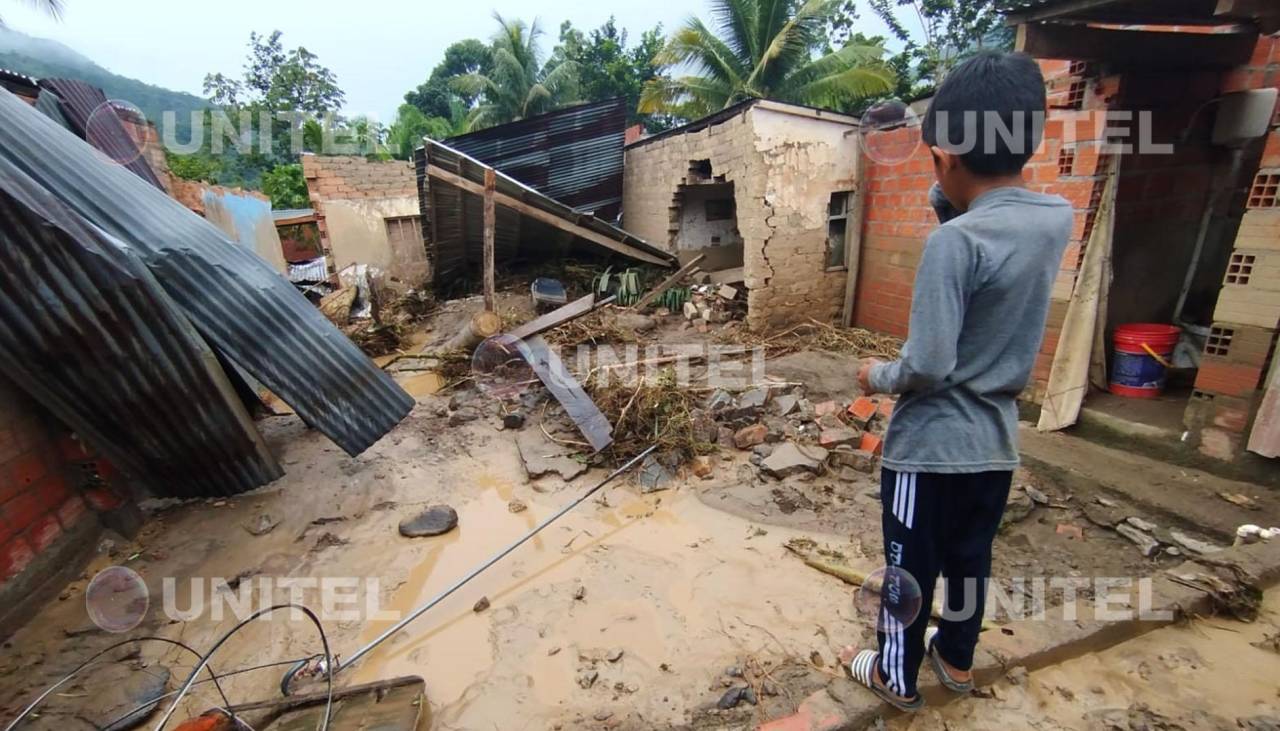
[{"x1": 4, "y1": 0, "x2": 895, "y2": 121}]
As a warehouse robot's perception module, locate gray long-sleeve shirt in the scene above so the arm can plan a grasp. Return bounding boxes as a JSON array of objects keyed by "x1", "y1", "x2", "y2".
[{"x1": 869, "y1": 184, "x2": 1072, "y2": 473}]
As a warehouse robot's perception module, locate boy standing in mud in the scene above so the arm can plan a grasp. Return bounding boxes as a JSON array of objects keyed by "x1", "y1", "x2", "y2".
[{"x1": 844, "y1": 51, "x2": 1072, "y2": 710}]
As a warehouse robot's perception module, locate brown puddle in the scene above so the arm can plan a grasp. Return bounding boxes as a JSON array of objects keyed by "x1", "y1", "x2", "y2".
[{"x1": 396, "y1": 371, "x2": 444, "y2": 397}]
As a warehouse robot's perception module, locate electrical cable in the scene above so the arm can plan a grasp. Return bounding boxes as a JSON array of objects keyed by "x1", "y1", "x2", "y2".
[
  {"x1": 3, "y1": 636, "x2": 234, "y2": 731},
  {"x1": 95, "y1": 658, "x2": 309, "y2": 731},
  {"x1": 151, "y1": 604, "x2": 332, "y2": 731}
]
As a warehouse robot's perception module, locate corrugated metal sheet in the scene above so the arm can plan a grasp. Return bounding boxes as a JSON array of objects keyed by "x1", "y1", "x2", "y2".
[
  {"x1": 288, "y1": 257, "x2": 329, "y2": 283},
  {"x1": 0, "y1": 164, "x2": 284, "y2": 497},
  {"x1": 37, "y1": 78, "x2": 165, "y2": 190},
  {"x1": 416, "y1": 139, "x2": 675, "y2": 291},
  {"x1": 446, "y1": 99, "x2": 627, "y2": 220},
  {"x1": 0, "y1": 88, "x2": 414, "y2": 459}
]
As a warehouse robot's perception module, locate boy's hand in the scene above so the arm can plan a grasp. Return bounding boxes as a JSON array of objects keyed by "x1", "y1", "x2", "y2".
[{"x1": 858, "y1": 359, "x2": 881, "y2": 394}]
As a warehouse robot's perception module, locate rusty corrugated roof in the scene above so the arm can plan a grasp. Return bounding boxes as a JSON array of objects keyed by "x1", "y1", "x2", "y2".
[
  {"x1": 0, "y1": 88, "x2": 414, "y2": 462},
  {"x1": 37, "y1": 77, "x2": 165, "y2": 190},
  {"x1": 0, "y1": 164, "x2": 284, "y2": 497},
  {"x1": 446, "y1": 99, "x2": 627, "y2": 220}
]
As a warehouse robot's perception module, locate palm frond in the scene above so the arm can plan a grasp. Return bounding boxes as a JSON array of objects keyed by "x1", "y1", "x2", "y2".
[
  {"x1": 781, "y1": 43, "x2": 888, "y2": 90},
  {"x1": 747, "y1": 0, "x2": 839, "y2": 89},
  {"x1": 783, "y1": 65, "x2": 896, "y2": 108},
  {"x1": 709, "y1": 0, "x2": 759, "y2": 67},
  {"x1": 655, "y1": 21, "x2": 750, "y2": 88}
]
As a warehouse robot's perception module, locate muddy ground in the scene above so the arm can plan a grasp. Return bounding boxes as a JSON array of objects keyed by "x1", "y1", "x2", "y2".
[{"x1": 0, "y1": 302, "x2": 1276, "y2": 730}]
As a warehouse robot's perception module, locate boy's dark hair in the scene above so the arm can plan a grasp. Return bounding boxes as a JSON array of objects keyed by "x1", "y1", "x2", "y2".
[{"x1": 921, "y1": 51, "x2": 1046, "y2": 177}]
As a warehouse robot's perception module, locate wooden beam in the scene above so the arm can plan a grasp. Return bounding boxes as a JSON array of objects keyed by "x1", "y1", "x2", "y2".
[
  {"x1": 425, "y1": 164, "x2": 672, "y2": 267},
  {"x1": 508, "y1": 293, "x2": 598, "y2": 341},
  {"x1": 1017, "y1": 22, "x2": 1256, "y2": 69},
  {"x1": 841, "y1": 148, "x2": 868, "y2": 328},
  {"x1": 483, "y1": 168, "x2": 496, "y2": 311},
  {"x1": 1004, "y1": 0, "x2": 1118, "y2": 24},
  {"x1": 631, "y1": 254, "x2": 705, "y2": 310}
]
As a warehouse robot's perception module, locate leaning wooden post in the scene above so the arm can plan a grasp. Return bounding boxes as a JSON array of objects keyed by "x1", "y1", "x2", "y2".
[{"x1": 483, "y1": 167, "x2": 497, "y2": 312}]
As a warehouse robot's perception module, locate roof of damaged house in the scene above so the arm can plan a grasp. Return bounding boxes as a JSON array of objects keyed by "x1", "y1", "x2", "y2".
[
  {"x1": 416, "y1": 139, "x2": 675, "y2": 288},
  {"x1": 1001, "y1": 0, "x2": 1277, "y2": 26},
  {"x1": 625, "y1": 98, "x2": 861, "y2": 151},
  {"x1": 445, "y1": 98, "x2": 628, "y2": 220},
  {"x1": 273, "y1": 208, "x2": 317, "y2": 225},
  {"x1": 0, "y1": 87, "x2": 414, "y2": 497}
]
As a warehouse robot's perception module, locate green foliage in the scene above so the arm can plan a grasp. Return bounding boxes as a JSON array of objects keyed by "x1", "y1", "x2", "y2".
[
  {"x1": 260, "y1": 163, "x2": 309, "y2": 210},
  {"x1": 203, "y1": 30, "x2": 345, "y2": 113},
  {"x1": 866, "y1": 0, "x2": 1012, "y2": 97},
  {"x1": 165, "y1": 150, "x2": 221, "y2": 183},
  {"x1": 638, "y1": 0, "x2": 896, "y2": 121},
  {"x1": 405, "y1": 39, "x2": 493, "y2": 120},
  {"x1": 453, "y1": 14, "x2": 581, "y2": 131},
  {"x1": 551, "y1": 18, "x2": 671, "y2": 130}
]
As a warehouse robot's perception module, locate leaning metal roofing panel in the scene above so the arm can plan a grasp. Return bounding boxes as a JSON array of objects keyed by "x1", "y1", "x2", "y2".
[
  {"x1": 0, "y1": 165, "x2": 284, "y2": 497},
  {"x1": 446, "y1": 98, "x2": 627, "y2": 219},
  {"x1": 37, "y1": 77, "x2": 165, "y2": 190},
  {"x1": 416, "y1": 138, "x2": 675, "y2": 289},
  {"x1": 0, "y1": 88, "x2": 414, "y2": 457}
]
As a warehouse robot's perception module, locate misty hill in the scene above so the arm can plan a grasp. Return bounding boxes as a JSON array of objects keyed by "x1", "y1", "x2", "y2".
[{"x1": 0, "y1": 26, "x2": 207, "y2": 136}]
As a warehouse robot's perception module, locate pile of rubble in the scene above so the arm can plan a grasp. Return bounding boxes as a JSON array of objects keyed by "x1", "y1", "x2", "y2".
[
  {"x1": 683, "y1": 385, "x2": 894, "y2": 482},
  {"x1": 676, "y1": 283, "x2": 746, "y2": 332}
]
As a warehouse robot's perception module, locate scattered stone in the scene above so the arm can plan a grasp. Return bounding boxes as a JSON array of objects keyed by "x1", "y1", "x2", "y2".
[
  {"x1": 752, "y1": 443, "x2": 775, "y2": 459},
  {"x1": 772, "y1": 394, "x2": 800, "y2": 417},
  {"x1": 573, "y1": 585, "x2": 586, "y2": 601},
  {"x1": 1055, "y1": 523, "x2": 1084, "y2": 541},
  {"x1": 516, "y1": 431, "x2": 588, "y2": 481},
  {"x1": 1095, "y1": 497, "x2": 1118, "y2": 508},
  {"x1": 762, "y1": 681, "x2": 779, "y2": 697},
  {"x1": 717, "y1": 284, "x2": 738, "y2": 300},
  {"x1": 448, "y1": 407, "x2": 480, "y2": 426},
  {"x1": 691, "y1": 456, "x2": 714, "y2": 479},
  {"x1": 847, "y1": 397, "x2": 878, "y2": 427},
  {"x1": 706, "y1": 389, "x2": 735, "y2": 412},
  {"x1": 502, "y1": 412, "x2": 526, "y2": 430},
  {"x1": 548, "y1": 646, "x2": 561, "y2": 656},
  {"x1": 638, "y1": 455, "x2": 676, "y2": 493},
  {"x1": 717, "y1": 426, "x2": 736, "y2": 449},
  {"x1": 577, "y1": 669, "x2": 599, "y2": 689},
  {"x1": 607, "y1": 648, "x2": 624, "y2": 663},
  {"x1": 717, "y1": 685, "x2": 757, "y2": 709},
  {"x1": 1116, "y1": 523, "x2": 1160, "y2": 557},
  {"x1": 818, "y1": 426, "x2": 860, "y2": 449},
  {"x1": 1126, "y1": 516, "x2": 1158, "y2": 532},
  {"x1": 1024, "y1": 485, "x2": 1050, "y2": 505},
  {"x1": 473, "y1": 596, "x2": 490, "y2": 612},
  {"x1": 1169, "y1": 530, "x2": 1222, "y2": 555},
  {"x1": 761, "y1": 443, "x2": 828, "y2": 479},
  {"x1": 1082, "y1": 501, "x2": 1126, "y2": 528},
  {"x1": 813, "y1": 400, "x2": 841, "y2": 418},
  {"x1": 1007, "y1": 666, "x2": 1029, "y2": 686},
  {"x1": 399, "y1": 505, "x2": 459, "y2": 538},
  {"x1": 507, "y1": 499, "x2": 528, "y2": 514},
  {"x1": 683, "y1": 301, "x2": 699, "y2": 320},
  {"x1": 448, "y1": 393, "x2": 470, "y2": 410},
  {"x1": 244, "y1": 513, "x2": 280, "y2": 536},
  {"x1": 734, "y1": 424, "x2": 768, "y2": 449},
  {"x1": 1002, "y1": 491, "x2": 1035, "y2": 526},
  {"x1": 593, "y1": 710, "x2": 613, "y2": 722},
  {"x1": 614, "y1": 312, "x2": 657, "y2": 333},
  {"x1": 809, "y1": 650, "x2": 826, "y2": 667},
  {"x1": 828, "y1": 445, "x2": 876, "y2": 473},
  {"x1": 725, "y1": 665, "x2": 743, "y2": 678},
  {"x1": 763, "y1": 416, "x2": 788, "y2": 443}
]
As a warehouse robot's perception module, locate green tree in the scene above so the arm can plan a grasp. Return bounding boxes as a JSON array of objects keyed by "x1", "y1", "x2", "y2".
[
  {"x1": 639, "y1": 0, "x2": 895, "y2": 120},
  {"x1": 386, "y1": 103, "x2": 462, "y2": 159},
  {"x1": 866, "y1": 0, "x2": 1011, "y2": 94},
  {"x1": 452, "y1": 14, "x2": 580, "y2": 131},
  {"x1": 260, "y1": 163, "x2": 309, "y2": 209},
  {"x1": 405, "y1": 39, "x2": 493, "y2": 119},
  {"x1": 551, "y1": 18, "x2": 671, "y2": 130},
  {"x1": 203, "y1": 30, "x2": 345, "y2": 114}
]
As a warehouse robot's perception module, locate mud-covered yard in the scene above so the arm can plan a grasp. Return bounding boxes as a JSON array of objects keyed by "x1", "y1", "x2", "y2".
[{"x1": 0, "y1": 302, "x2": 1274, "y2": 731}]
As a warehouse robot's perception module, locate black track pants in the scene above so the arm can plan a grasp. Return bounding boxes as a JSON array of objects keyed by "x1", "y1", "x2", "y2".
[{"x1": 875, "y1": 467, "x2": 1012, "y2": 697}]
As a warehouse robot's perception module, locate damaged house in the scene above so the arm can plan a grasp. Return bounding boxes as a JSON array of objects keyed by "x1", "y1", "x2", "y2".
[{"x1": 622, "y1": 99, "x2": 863, "y2": 331}]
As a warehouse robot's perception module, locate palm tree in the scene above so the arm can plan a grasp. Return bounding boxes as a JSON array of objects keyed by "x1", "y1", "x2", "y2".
[
  {"x1": 452, "y1": 13, "x2": 579, "y2": 131},
  {"x1": 1, "y1": 0, "x2": 63, "y2": 25},
  {"x1": 639, "y1": 0, "x2": 894, "y2": 120}
]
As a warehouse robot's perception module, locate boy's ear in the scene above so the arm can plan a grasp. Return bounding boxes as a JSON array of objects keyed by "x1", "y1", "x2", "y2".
[{"x1": 930, "y1": 145, "x2": 960, "y2": 175}]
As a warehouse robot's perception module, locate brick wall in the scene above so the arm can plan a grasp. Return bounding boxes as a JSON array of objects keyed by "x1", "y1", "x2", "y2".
[
  {"x1": 301, "y1": 155, "x2": 426, "y2": 284},
  {"x1": 623, "y1": 102, "x2": 859, "y2": 330},
  {"x1": 0, "y1": 377, "x2": 131, "y2": 637}
]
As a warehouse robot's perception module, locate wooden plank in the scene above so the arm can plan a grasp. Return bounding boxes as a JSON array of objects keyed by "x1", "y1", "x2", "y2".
[
  {"x1": 425, "y1": 164, "x2": 672, "y2": 267},
  {"x1": 707, "y1": 266, "x2": 745, "y2": 285},
  {"x1": 632, "y1": 254, "x2": 705, "y2": 310},
  {"x1": 508, "y1": 293, "x2": 598, "y2": 340},
  {"x1": 483, "y1": 167, "x2": 496, "y2": 311},
  {"x1": 1017, "y1": 23, "x2": 1256, "y2": 69},
  {"x1": 523, "y1": 335, "x2": 613, "y2": 452},
  {"x1": 841, "y1": 147, "x2": 868, "y2": 327}
]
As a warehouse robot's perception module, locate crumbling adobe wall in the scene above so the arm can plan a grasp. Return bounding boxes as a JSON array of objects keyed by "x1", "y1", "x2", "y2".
[
  {"x1": 623, "y1": 103, "x2": 858, "y2": 331},
  {"x1": 301, "y1": 155, "x2": 426, "y2": 284}
]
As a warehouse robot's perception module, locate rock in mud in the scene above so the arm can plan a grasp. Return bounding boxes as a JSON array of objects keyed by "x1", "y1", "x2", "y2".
[
  {"x1": 734, "y1": 424, "x2": 768, "y2": 449},
  {"x1": 1169, "y1": 530, "x2": 1222, "y2": 555},
  {"x1": 736, "y1": 387, "x2": 770, "y2": 414},
  {"x1": 706, "y1": 389, "x2": 735, "y2": 413},
  {"x1": 717, "y1": 685, "x2": 758, "y2": 709},
  {"x1": 691, "y1": 456, "x2": 714, "y2": 479},
  {"x1": 818, "y1": 426, "x2": 860, "y2": 449},
  {"x1": 1126, "y1": 516, "x2": 1158, "y2": 532},
  {"x1": 78, "y1": 662, "x2": 171, "y2": 731},
  {"x1": 772, "y1": 394, "x2": 800, "y2": 417},
  {"x1": 761, "y1": 443, "x2": 828, "y2": 479},
  {"x1": 1002, "y1": 490, "x2": 1035, "y2": 526},
  {"x1": 1024, "y1": 485, "x2": 1050, "y2": 505},
  {"x1": 638, "y1": 455, "x2": 675, "y2": 493},
  {"x1": 1083, "y1": 501, "x2": 1126, "y2": 528},
  {"x1": 516, "y1": 431, "x2": 588, "y2": 481},
  {"x1": 502, "y1": 412, "x2": 526, "y2": 430},
  {"x1": 573, "y1": 585, "x2": 586, "y2": 601},
  {"x1": 508, "y1": 499, "x2": 528, "y2": 513},
  {"x1": 448, "y1": 407, "x2": 480, "y2": 426},
  {"x1": 614, "y1": 312, "x2": 657, "y2": 333},
  {"x1": 399, "y1": 505, "x2": 459, "y2": 538},
  {"x1": 828, "y1": 445, "x2": 876, "y2": 473},
  {"x1": 244, "y1": 513, "x2": 280, "y2": 536},
  {"x1": 607, "y1": 648, "x2": 624, "y2": 662},
  {"x1": 1115, "y1": 522, "x2": 1160, "y2": 557},
  {"x1": 473, "y1": 596, "x2": 490, "y2": 612},
  {"x1": 577, "y1": 669, "x2": 599, "y2": 689}
]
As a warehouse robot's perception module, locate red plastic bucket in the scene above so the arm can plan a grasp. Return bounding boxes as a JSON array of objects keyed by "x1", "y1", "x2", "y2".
[{"x1": 1110, "y1": 323, "x2": 1181, "y2": 398}]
